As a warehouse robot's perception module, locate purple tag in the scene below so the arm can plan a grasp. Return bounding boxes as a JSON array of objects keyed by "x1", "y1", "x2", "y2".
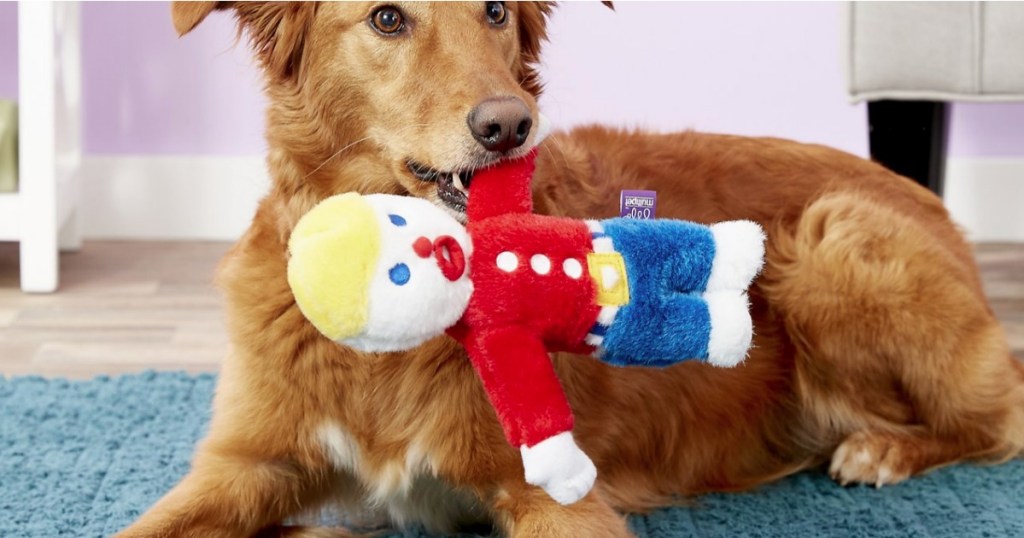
[{"x1": 620, "y1": 190, "x2": 657, "y2": 219}]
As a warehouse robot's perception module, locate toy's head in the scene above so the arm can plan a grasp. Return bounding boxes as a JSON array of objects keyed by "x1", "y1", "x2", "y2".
[{"x1": 288, "y1": 193, "x2": 473, "y2": 352}]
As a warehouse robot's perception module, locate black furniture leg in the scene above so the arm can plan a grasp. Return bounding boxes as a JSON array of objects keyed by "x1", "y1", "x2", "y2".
[{"x1": 867, "y1": 100, "x2": 950, "y2": 197}]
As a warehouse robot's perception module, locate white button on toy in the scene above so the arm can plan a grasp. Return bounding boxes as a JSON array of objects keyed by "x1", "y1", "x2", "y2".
[
  {"x1": 563, "y1": 258, "x2": 583, "y2": 279},
  {"x1": 531, "y1": 254, "x2": 552, "y2": 275},
  {"x1": 496, "y1": 251, "x2": 518, "y2": 272},
  {"x1": 600, "y1": 266, "x2": 620, "y2": 289}
]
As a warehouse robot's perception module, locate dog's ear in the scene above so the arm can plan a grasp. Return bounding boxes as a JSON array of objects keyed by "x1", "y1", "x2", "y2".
[
  {"x1": 517, "y1": 2, "x2": 554, "y2": 97},
  {"x1": 171, "y1": 1, "x2": 316, "y2": 82},
  {"x1": 171, "y1": 1, "x2": 223, "y2": 36},
  {"x1": 232, "y1": 3, "x2": 317, "y2": 81}
]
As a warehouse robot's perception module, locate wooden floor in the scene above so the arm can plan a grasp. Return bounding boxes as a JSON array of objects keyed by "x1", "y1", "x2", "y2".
[
  {"x1": 1, "y1": 240, "x2": 1023, "y2": 379},
  {"x1": 0, "y1": 241, "x2": 231, "y2": 378}
]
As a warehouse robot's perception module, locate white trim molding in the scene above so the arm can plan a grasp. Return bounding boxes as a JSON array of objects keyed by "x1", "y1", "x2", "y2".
[{"x1": 77, "y1": 155, "x2": 1024, "y2": 243}]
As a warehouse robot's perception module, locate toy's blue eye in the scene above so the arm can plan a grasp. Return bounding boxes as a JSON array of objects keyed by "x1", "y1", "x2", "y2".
[
  {"x1": 388, "y1": 214, "x2": 406, "y2": 226},
  {"x1": 388, "y1": 263, "x2": 410, "y2": 285}
]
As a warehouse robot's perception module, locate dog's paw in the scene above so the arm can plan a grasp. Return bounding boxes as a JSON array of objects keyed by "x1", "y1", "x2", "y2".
[
  {"x1": 828, "y1": 431, "x2": 914, "y2": 488},
  {"x1": 521, "y1": 432, "x2": 597, "y2": 505}
]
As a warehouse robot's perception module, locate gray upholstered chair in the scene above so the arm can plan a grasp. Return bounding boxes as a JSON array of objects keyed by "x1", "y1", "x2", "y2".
[{"x1": 845, "y1": 1, "x2": 1024, "y2": 195}]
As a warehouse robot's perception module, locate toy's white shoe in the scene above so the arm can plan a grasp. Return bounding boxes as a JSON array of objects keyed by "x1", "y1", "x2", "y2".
[
  {"x1": 704, "y1": 289, "x2": 754, "y2": 367},
  {"x1": 520, "y1": 431, "x2": 597, "y2": 505},
  {"x1": 706, "y1": 221, "x2": 766, "y2": 291}
]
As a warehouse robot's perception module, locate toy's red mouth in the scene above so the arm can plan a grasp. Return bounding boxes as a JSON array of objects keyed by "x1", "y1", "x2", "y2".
[{"x1": 413, "y1": 235, "x2": 465, "y2": 281}]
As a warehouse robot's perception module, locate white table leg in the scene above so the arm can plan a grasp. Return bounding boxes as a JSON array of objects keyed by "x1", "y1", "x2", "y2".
[{"x1": 18, "y1": 2, "x2": 59, "y2": 292}]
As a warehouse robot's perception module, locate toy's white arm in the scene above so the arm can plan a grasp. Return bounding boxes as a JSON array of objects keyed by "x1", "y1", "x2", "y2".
[{"x1": 521, "y1": 431, "x2": 597, "y2": 505}]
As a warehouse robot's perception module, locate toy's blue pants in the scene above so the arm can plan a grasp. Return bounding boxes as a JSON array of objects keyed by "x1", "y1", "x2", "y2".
[{"x1": 590, "y1": 218, "x2": 717, "y2": 367}]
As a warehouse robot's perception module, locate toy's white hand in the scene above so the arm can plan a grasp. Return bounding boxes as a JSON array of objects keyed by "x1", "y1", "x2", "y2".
[
  {"x1": 520, "y1": 431, "x2": 597, "y2": 505},
  {"x1": 705, "y1": 289, "x2": 754, "y2": 367},
  {"x1": 706, "y1": 220, "x2": 766, "y2": 291}
]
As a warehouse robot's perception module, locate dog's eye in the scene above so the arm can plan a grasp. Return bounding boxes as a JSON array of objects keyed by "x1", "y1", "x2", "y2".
[
  {"x1": 389, "y1": 263, "x2": 411, "y2": 286},
  {"x1": 388, "y1": 214, "x2": 407, "y2": 226},
  {"x1": 485, "y1": 1, "x2": 507, "y2": 26},
  {"x1": 370, "y1": 6, "x2": 405, "y2": 35}
]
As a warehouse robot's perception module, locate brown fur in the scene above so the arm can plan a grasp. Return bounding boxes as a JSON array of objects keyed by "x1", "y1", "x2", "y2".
[{"x1": 117, "y1": 3, "x2": 1024, "y2": 537}]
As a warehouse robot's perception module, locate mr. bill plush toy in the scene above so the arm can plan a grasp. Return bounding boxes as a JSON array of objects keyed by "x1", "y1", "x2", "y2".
[{"x1": 287, "y1": 137, "x2": 765, "y2": 505}]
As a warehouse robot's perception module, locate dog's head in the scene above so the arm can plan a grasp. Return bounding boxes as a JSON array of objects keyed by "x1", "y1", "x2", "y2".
[{"x1": 173, "y1": 1, "x2": 553, "y2": 220}]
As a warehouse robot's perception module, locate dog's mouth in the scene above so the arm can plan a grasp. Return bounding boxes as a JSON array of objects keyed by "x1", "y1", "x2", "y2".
[{"x1": 406, "y1": 161, "x2": 477, "y2": 214}]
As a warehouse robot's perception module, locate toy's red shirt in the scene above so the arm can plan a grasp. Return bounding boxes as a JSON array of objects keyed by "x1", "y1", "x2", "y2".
[
  {"x1": 464, "y1": 214, "x2": 600, "y2": 351},
  {"x1": 450, "y1": 149, "x2": 601, "y2": 448}
]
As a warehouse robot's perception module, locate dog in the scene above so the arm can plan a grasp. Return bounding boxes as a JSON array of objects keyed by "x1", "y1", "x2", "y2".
[{"x1": 116, "y1": 2, "x2": 1024, "y2": 537}]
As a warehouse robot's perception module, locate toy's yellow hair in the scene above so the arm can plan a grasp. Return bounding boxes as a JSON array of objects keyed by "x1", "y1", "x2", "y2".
[{"x1": 287, "y1": 193, "x2": 380, "y2": 341}]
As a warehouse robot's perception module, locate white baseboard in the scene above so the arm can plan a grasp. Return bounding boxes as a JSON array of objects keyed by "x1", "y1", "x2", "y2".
[
  {"x1": 78, "y1": 155, "x2": 1024, "y2": 242},
  {"x1": 945, "y1": 158, "x2": 1024, "y2": 243},
  {"x1": 80, "y1": 156, "x2": 269, "y2": 241}
]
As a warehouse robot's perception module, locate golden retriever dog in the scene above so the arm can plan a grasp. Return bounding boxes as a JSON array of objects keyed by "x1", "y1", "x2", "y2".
[{"x1": 117, "y1": 2, "x2": 1024, "y2": 537}]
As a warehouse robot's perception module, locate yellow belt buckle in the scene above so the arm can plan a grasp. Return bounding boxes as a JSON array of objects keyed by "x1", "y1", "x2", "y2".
[{"x1": 587, "y1": 252, "x2": 630, "y2": 307}]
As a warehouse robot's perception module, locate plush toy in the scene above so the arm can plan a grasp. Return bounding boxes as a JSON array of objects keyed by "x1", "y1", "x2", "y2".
[{"x1": 287, "y1": 146, "x2": 765, "y2": 505}]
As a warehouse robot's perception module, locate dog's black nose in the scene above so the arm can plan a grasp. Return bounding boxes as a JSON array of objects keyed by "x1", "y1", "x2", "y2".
[{"x1": 467, "y1": 97, "x2": 533, "y2": 153}]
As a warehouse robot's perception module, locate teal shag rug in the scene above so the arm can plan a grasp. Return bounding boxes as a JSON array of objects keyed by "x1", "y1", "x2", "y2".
[{"x1": 3, "y1": 372, "x2": 1024, "y2": 537}]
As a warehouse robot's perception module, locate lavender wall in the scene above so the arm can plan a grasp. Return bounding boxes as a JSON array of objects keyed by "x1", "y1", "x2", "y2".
[
  {"x1": 0, "y1": 3, "x2": 16, "y2": 100},
  {"x1": 950, "y1": 103, "x2": 1024, "y2": 158},
  {"x1": 541, "y1": 2, "x2": 867, "y2": 154},
  {"x1": 0, "y1": 2, "x2": 1022, "y2": 158},
  {"x1": 80, "y1": 2, "x2": 266, "y2": 155}
]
